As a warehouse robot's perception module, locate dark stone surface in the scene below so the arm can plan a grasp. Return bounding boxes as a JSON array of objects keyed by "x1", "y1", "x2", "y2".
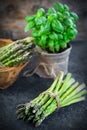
[{"x1": 0, "y1": 41, "x2": 87, "y2": 130}]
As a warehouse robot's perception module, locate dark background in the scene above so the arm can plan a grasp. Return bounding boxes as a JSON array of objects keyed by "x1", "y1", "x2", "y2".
[
  {"x1": 0, "y1": 0, "x2": 87, "y2": 40},
  {"x1": 0, "y1": 0, "x2": 87, "y2": 130}
]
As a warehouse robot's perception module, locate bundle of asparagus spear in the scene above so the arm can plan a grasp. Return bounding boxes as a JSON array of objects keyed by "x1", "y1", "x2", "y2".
[
  {"x1": 0, "y1": 37, "x2": 35, "y2": 67},
  {"x1": 16, "y1": 71, "x2": 87, "y2": 127}
]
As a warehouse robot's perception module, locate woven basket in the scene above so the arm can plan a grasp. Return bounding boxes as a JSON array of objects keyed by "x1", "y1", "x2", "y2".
[
  {"x1": 0, "y1": 63, "x2": 27, "y2": 89},
  {"x1": 0, "y1": 39, "x2": 27, "y2": 89},
  {"x1": 0, "y1": 38, "x2": 13, "y2": 47}
]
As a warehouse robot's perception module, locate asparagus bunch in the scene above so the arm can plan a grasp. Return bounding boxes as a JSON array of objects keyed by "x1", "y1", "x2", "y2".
[
  {"x1": 0, "y1": 37, "x2": 35, "y2": 67},
  {"x1": 16, "y1": 71, "x2": 87, "y2": 127},
  {"x1": 0, "y1": 37, "x2": 34, "y2": 53}
]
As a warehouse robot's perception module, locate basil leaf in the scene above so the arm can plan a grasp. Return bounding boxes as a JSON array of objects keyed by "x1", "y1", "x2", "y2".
[
  {"x1": 39, "y1": 26, "x2": 45, "y2": 36},
  {"x1": 35, "y1": 16, "x2": 46, "y2": 25},
  {"x1": 37, "y1": 40, "x2": 42, "y2": 47},
  {"x1": 45, "y1": 21, "x2": 50, "y2": 32},
  {"x1": 65, "y1": 18, "x2": 74, "y2": 27},
  {"x1": 35, "y1": 38, "x2": 40, "y2": 46},
  {"x1": 63, "y1": 11, "x2": 70, "y2": 17},
  {"x1": 58, "y1": 34, "x2": 63, "y2": 40},
  {"x1": 54, "y1": 2, "x2": 64, "y2": 12},
  {"x1": 32, "y1": 30, "x2": 40, "y2": 37},
  {"x1": 47, "y1": 8, "x2": 57, "y2": 14},
  {"x1": 37, "y1": 8, "x2": 45, "y2": 18},
  {"x1": 63, "y1": 32, "x2": 67, "y2": 41},
  {"x1": 47, "y1": 14, "x2": 57, "y2": 21},
  {"x1": 25, "y1": 15, "x2": 36, "y2": 22},
  {"x1": 67, "y1": 28, "x2": 78, "y2": 40},
  {"x1": 70, "y1": 12, "x2": 79, "y2": 21},
  {"x1": 60, "y1": 41, "x2": 67, "y2": 49},
  {"x1": 57, "y1": 12, "x2": 64, "y2": 22},
  {"x1": 39, "y1": 22, "x2": 50, "y2": 36},
  {"x1": 47, "y1": 14, "x2": 54, "y2": 21},
  {"x1": 54, "y1": 42, "x2": 60, "y2": 52},
  {"x1": 52, "y1": 20, "x2": 64, "y2": 32},
  {"x1": 64, "y1": 4, "x2": 69, "y2": 11},
  {"x1": 57, "y1": 21, "x2": 64, "y2": 32},
  {"x1": 40, "y1": 35, "x2": 47, "y2": 49},
  {"x1": 24, "y1": 22, "x2": 35, "y2": 32},
  {"x1": 49, "y1": 32, "x2": 58, "y2": 40},
  {"x1": 57, "y1": 12, "x2": 63, "y2": 18},
  {"x1": 48, "y1": 40, "x2": 55, "y2": 52}
]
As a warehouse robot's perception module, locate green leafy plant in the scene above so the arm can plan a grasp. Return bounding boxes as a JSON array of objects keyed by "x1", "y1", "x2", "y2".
[{"x1": 24, "y1": 2, "x2": 78, "y2": 53}]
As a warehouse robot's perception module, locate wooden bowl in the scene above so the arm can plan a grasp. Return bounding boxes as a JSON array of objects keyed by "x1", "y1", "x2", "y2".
[{"x1": 0, "y1": 39, "x2": 27, "y2": 89}]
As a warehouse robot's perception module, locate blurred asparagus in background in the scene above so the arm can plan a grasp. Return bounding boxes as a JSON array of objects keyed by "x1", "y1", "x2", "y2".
[{"x1": 0, "y1": 37, "x2": 35, "y2": 67}]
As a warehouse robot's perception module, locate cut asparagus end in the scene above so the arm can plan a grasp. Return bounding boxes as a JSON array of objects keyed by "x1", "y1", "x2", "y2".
[{"x1": 16, "y1": 72, "x2": 87, "y2": 127}]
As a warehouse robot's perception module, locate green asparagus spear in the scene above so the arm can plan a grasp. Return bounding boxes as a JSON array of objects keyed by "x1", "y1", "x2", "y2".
[
  {"x1": 32, "y1": 72, "x2": 63, "y2": 113},
  {"x1": 16, "y1": 72, "x2": 87, "y2": 127},
  {"x1": 35, "y1": 84, "x2": 86, "y2": 126},
  {"x1": 4, "y1": 51, "x2": 31, "y2": 67},
  {"x1": 18, "y1": 74, "x2": 62, "y2": 122},
  {"x1": 0, "y1": 44, "x2": 24, "y2": 61},
  {"x1": 2, "y1": 43, "x2": 35, "y2": 64},
  {"x1": 34, "y1": 72, "x2": 64, "y2": 119},
  {"x1": 0, "y1": 37, "x2": 34, "y2": 56}
]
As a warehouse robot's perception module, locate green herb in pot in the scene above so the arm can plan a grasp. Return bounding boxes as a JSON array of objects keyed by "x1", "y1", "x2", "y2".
[{"x1": 24, "y1": 2, "x2": 78, "y2": 53}]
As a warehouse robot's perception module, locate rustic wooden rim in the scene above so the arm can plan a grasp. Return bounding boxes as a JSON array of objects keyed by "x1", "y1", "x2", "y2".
[{"x1": 0, "y1": 62, "x2": 28, "y2": 72}]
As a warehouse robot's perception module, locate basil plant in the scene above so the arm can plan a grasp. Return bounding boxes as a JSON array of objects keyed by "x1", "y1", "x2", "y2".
[{"x1": 25, "y1": 2, "x2": 78, "y2": 53}]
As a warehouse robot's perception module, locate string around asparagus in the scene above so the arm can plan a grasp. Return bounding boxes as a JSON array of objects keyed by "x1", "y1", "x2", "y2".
[
  {"x1": 42, "y1": 91, "x2": 60, "y2": 108},
  {"x1": 16, "y1": 71, "x2": 87, "y2": 127}
]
